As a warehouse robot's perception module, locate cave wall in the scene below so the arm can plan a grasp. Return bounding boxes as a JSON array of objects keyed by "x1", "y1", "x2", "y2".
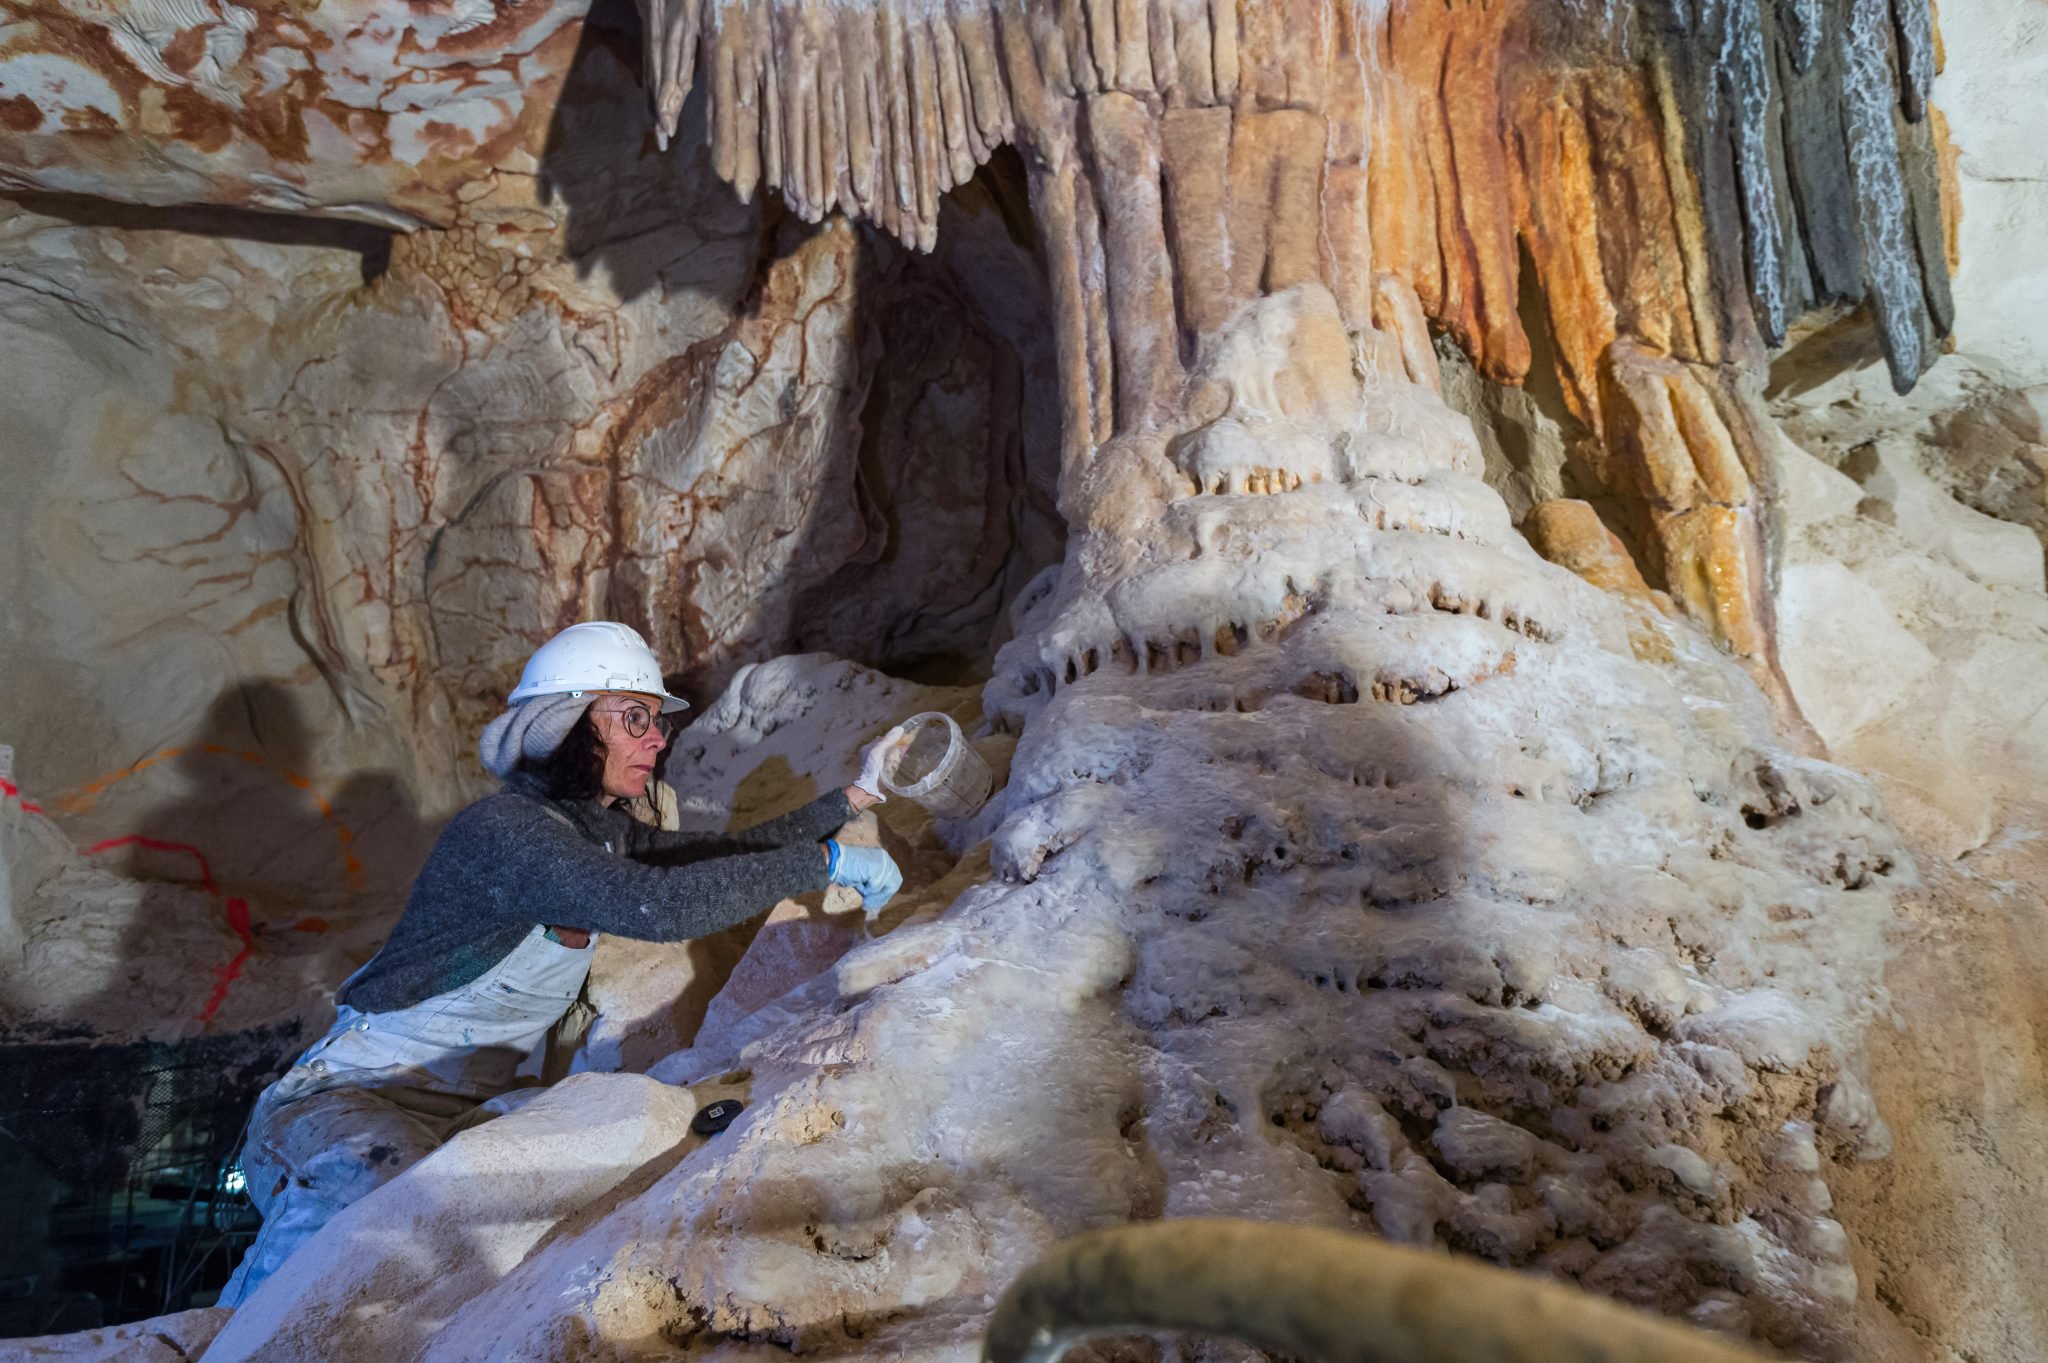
[
  {"x1": 1754, "y1": 19, "x2": 2048, "y2": 1356},
  {"x1": 1, "y1": 0, "x2": 1971, "y2": 865},
  {"x1": 0, "y1": 35, "x2": 1058, "y2": 966}
]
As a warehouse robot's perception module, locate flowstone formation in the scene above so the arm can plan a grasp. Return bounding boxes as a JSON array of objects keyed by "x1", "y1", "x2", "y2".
[
  {"x1": 183, "y1": 287, "x2": 1907, "y2": 1363},
  {"x1": 988, "y1": 286, "x2": 1903, "y2": 1352}
]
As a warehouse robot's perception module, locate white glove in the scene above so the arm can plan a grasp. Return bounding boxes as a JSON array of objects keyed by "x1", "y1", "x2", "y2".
[{"x1": 854, "y1": 725, "x2": 906, "y2": 802}]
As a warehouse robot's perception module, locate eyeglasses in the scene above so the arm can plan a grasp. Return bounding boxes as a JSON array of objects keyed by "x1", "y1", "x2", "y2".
[{"x1": 595, "y1": 701, "x2": 677, "y2": 741}]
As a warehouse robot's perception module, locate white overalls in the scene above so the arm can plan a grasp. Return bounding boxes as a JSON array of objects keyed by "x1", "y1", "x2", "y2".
[{"x1": 219, "y1": 924, "x2": 594, "y2": 1303}]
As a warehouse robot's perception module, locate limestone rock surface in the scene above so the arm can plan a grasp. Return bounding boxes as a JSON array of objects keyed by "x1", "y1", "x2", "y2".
[
  {"x1": 0, "y1": 1307, "x2": 229, "y2": 1361},
  {"x1": 0, "y1": 0, "x2": 589, "y2": 226},
  {"x1": 202, "y1": 1073, "x2": 700, "y2": 1362},
  {"x1": 1, "y1": 745, "x2": 344, "y2": 1040},
  {"x1": 0, "y1": 55, "x2": 1056, "y2": 953}
]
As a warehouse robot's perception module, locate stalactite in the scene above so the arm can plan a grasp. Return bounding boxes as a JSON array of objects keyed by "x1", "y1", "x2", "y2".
[
  {"x1": 631, "y1": 0, "x2": 1954, "y2": 411},
  {"x1": 1839, "y1": 0, "x2": 1933, "y2": 391},
  {"x1": 1777, "y1": 0, "x2": 1821, "y2": 73},
  {"x1": 1370, "y1": 272, "x2": 1442, "y2": 395},
  {"x1": 1157, "y1": 0, "x2": 1197, "y2": 101},
  {"x1": 1890, "y1": 0, "x2": 1935, "y2": 120},
  {"x1": 1718, "y1": 0, "x2": 1792, "y2": 344},
  {"x1": 1774, "y1": 0, "x2": 1863, "y2": 303},
  {"x1": 610, "y1": 0, "x2": 1948, "y2": 703},
  {"x1": 1086, "y1": 92, "x2": 1184, "y2": 431},
  {"x1": 1646, "y1": 0, "x2": 1947, "y2": 389},
  {"x1": 1319, "y1": 0, "x2": 1379, "y2": 331},
  {"x1": 1160, "y1": 107, "x2": 1235, "y2": 344},
  {"x1": 1509, "y1": 74, "x2": 1614, "y2": 431},
  {"x1": 1028, "y1": 145, "x2": 1097, "y2": 485}
]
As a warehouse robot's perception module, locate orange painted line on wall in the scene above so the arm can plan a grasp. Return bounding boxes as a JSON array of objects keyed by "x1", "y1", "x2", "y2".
[
  {"x1": 59, "y1": 747, "x2": 188, "y2": 807},
  {"x1": 55, "y1": 746, "x2": 366, "y2": 891}
]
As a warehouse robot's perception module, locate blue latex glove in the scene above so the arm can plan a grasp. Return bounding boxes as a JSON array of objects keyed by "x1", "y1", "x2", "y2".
[{"x1": 825, "y1": 840, "x2": 903, "y2": 914}]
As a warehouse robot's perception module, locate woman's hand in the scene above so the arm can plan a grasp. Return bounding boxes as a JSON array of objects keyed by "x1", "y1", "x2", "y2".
[
  {"x1": 823, "y1": 840, "x2": 904, "y2": 914},
  {"x1": 850, "y1": 725, "x2": 907, "y2": 808}
]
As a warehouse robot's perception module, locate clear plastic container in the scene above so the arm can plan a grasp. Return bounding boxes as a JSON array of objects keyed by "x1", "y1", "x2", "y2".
[{"x1": 879, "y1": 711, "x2": 993, "y2": 819}]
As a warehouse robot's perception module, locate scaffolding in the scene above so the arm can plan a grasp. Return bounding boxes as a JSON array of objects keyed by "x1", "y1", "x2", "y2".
[{"x1": 0, "y1": 1021, "x2": 303, "y2": 1336}]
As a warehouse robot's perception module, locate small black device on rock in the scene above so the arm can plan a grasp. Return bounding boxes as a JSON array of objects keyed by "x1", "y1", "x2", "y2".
[{"x1": 691, "y1": 1098, "x2": 745, "y2": 1137}]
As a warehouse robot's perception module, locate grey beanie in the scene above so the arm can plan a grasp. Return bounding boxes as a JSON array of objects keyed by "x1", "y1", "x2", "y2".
[{"x1": 479, "y1": 694, "x2": 594, "y2": 779}]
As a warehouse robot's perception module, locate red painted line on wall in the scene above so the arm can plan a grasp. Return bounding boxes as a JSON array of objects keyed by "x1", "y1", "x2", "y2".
[
  {"x1": 57, "y1": 746, "x2": 366, "y2": 891},
  {"x1": 0, "y1": 776, "x2": 44, "y2": 815},
  {"x1": 196, "y1": 897, "x2": 256, "y2": 1024},
  {"x1": 79, "y1": 834, "x2": 254, "y2": 1021},
  {"x1": 80, "y1": 833, "x2": 222, "y2": 896},
  {"x1": 15, "y1": 774, "x2": 336, "y2": 1020}
]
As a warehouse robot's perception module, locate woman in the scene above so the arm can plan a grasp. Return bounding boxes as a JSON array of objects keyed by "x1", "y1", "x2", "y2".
[{"x1": 221, "y1": 621, "x2": 901, "y2": 1302}]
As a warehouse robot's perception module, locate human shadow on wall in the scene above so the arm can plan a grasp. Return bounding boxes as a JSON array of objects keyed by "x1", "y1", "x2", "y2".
[
  {"x1": 83, "y1": 680, "x2": 430, "y2": 1041},
  {"x1": 8, "y1": 681, "x2": 435, "y2": 1319}
]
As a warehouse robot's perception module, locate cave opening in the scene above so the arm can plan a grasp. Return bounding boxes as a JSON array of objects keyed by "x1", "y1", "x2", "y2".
[
  {"x1": 784, "y1": 142, "x2": 1065, "y2": 690},
  {"x1": 525, "y1": 4, "x2": 1064, "y2": 703}
]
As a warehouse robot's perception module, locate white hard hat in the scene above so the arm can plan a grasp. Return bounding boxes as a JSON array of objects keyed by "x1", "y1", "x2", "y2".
[{"x1": 508, "y1": 622, "x2": 689, "y2": 713}]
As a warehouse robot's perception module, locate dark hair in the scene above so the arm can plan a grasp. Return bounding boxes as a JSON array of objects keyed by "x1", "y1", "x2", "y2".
[{"x1": 518, "y1": 711, "x2": 607, "y2": 802}]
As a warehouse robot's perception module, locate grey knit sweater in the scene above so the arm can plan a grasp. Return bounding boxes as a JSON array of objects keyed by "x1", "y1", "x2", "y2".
[{"x1": 337, "y1": 770, "x2": 850, "y2": 1012}]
